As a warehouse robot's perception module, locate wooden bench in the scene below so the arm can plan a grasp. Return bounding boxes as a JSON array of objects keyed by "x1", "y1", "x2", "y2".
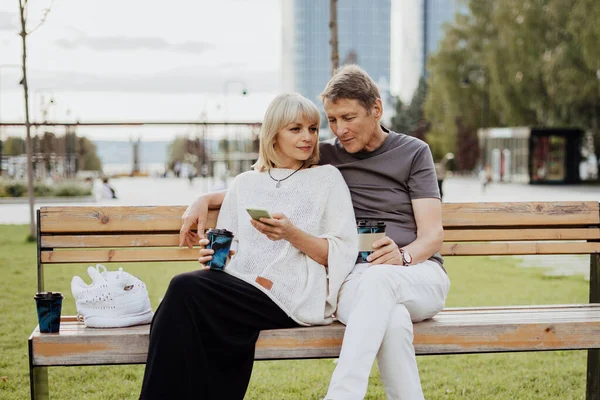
[{"x1": 29, "y1": 201, "x2": 600, "y2": 399}]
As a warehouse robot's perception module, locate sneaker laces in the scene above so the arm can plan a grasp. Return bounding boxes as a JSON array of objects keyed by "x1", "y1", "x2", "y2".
[{"x1": 91, "y1": 264, "x2": 123, "y2": 281}]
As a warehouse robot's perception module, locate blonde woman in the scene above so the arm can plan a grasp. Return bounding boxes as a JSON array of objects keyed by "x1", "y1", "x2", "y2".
[{"x1": 140, "y1": 93, "x2": 358, "y2": 400}]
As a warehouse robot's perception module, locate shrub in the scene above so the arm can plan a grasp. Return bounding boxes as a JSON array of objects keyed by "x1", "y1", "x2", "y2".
[
  {"x1": 4, "y1": 182, "x2": 27, "y2": 197},
  {"x1": 0, "y1": 180, "x2": 92, "y2": 198},
  {"x1": 53, "y1": 183, "x2": 92, "y2": 197},
  {"x1": 34, "y1": 184, "x2": 53, "y2": 197}
]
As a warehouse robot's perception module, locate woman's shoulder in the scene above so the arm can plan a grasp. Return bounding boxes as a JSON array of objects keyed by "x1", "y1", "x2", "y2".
[
  {"x1": 234, "y1": 170, "x2": 263, "y2": 181},
  {"x1": 308, "y1": 164, "x2": 344, "y2": 180},
  {"x1": 308, "y1": 164, "x2": 338, "y2": 174},
  {"x1": 304, "y1": 165, "x2": 347, "y2": 191}
]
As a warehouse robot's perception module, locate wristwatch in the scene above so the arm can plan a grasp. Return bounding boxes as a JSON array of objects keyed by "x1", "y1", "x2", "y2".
[{"x1": 400, "y1": 249, "x2": 412, "y2": 266}]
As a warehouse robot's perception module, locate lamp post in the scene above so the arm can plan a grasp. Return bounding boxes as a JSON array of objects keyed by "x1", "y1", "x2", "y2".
[
  {"x1": 222, "y1": 80, "x2": 247, "y2": 176},
  {"x1": 222, "y1": 80, "x2": 248, "y2": 124},
  {"x1": 34, "y1": 89, "x2": 56, "y2": 123},
  {"x1": 460, "y1": 65, "x2": 489, "y2": 129},
  {"x1": 0, "y1": 64, "x2": 21, "y2": 170},
  {"x1": 460, "y1": 65, "x2": 490, "y2": 170}
]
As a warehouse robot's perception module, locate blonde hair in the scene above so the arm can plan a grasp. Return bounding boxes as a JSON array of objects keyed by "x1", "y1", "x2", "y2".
[
  {"x1": 320, "y1": 64, "x2": 381, "y2": 111},
  {"x1": 253, "y1": 93, "x2": 320, "y2": 171}
]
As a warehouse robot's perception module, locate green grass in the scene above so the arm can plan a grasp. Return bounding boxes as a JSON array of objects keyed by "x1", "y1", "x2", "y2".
[{"x1": 0, "y1": 225, "x2": 591, "y2": 399}]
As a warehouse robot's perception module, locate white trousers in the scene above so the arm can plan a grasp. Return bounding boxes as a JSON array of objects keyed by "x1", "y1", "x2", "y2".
[{"x1": 325, "y1": 260, "x2": 450, "y2": 400}]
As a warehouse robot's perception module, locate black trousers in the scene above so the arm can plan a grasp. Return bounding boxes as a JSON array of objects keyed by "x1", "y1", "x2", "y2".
[{"x1": 139, "y1": 269, "x2": 299, "y2": 400}]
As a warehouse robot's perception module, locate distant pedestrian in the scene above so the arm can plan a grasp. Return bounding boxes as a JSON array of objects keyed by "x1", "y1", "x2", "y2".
[
  {"x1": 435, "y1": 162, "x2": 445, "y2": 200},
  {"x1": 101, "y1": 177, "x2": 117, "y2": 199},
  {"x1": 480, "y1": 164, "x2": 492, "y2": 193}
]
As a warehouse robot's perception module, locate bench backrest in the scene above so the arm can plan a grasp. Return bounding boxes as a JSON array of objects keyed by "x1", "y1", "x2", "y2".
[{"x1": 37, "y1": 201, "x2": 600, "y2": 292}]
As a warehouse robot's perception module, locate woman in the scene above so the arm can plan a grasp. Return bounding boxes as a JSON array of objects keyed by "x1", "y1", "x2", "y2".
[{"x1": 139, "y1": 93, "x2": 358, "y2": 400}]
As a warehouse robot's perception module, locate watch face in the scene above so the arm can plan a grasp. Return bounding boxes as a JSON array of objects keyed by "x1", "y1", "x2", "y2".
[{"x1": 402, "y1": 251, "x2": 412, "y2": 265}]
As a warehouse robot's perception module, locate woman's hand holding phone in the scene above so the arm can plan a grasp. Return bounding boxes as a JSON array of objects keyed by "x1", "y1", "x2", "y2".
[{"x1": 249, "y1": 211, "x2": 296, "y2": 242}]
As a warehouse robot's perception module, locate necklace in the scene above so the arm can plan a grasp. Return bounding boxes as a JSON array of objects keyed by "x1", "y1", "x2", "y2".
[{"x1": 268, "y1": 162, "x2": 305, "y2": 188}]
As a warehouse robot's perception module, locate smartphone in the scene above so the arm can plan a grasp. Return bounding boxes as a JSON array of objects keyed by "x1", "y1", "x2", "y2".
[{"x1": 245, "y1": 207, "x2": 273, "y2": 221}]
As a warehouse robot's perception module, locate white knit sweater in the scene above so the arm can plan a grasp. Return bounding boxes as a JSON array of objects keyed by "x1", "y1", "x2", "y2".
[{"x1": 217, "y1": 165, "x2": 358, "y2": 326}]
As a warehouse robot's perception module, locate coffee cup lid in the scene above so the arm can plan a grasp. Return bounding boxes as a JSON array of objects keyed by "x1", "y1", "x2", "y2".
[
  {"x1": 34, "y1": 292, "x2": 64, "y2": 300},
  {"x1": 206, "y1": 228, "x2": 234, "y2": 237}
]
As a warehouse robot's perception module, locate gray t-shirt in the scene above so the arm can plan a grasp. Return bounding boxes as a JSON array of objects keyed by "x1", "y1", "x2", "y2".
[{"x1": 319, "y1": 126, "x2": 444, "y2": 267}]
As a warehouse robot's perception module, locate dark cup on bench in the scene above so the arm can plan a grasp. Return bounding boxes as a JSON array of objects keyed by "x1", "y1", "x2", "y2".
[{"x1": 34, "y1": 292, "x2": 64, "y2": 333}]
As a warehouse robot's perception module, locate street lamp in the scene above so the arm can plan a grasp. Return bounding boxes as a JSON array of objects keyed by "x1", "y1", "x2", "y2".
[
  {"x1": 0, "y1": 64, "x2": 21, "y2": 174},
  {"x1": 460, "y1": 65, "x2": 491, "y2": 172},
  {"x1": 459, "y1": 65, "x2": 490, "y2": 129},
  {"x1": 222, "y1": 80, "x2": 248, "y2": 176},
  {"x1": 0, "y1": 65, "x2": 21, "y2": 122},
  {"x1": 34, "y1": 89, "x2": 56, "y2": 122},
  {"x1": 222, "y1": 80, "x2": 248, "y2": 124}
]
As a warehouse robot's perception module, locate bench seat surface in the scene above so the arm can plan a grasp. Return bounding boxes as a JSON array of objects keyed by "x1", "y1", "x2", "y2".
[{"x1": 30, "y1": 304, "x2": 600, "y2": 366}]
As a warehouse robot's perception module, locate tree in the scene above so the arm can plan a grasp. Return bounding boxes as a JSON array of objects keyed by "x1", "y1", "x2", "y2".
[
  {"x1": 391, "y1": 77, "x2": 429, "y2": 142},
  {"x1": 455, "y1": 117, "x2": 479, "y2": 171},
  {"x1": 3, "y1": 137, "x2": 26, "y2": 156},
  {"x1": 78, "y1": 137, "x2": 102, "y2": 171},
  {"x1": 167, "y1": 136, "x2": 186, "y2": 171},
  {"x1": 39, "y1": 131, "x2": 55, "y2": 173},
  {"x1": 18, "y1": 0, "x2": 53, "y2": 239},
  {"x1": 329, "y1": 0, "x2": 339, "y2": 75},
  {"x1": 391, "y1": 98, "x2": 411, "y2": 134},
  {"x1": 424, "y1": 0, "x2": 600, "y2": 169}
]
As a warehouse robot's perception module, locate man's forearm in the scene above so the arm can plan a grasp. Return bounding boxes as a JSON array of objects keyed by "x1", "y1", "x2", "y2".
[{"x1": 403, "y1": 228, "x2": 443, "y2": 265}]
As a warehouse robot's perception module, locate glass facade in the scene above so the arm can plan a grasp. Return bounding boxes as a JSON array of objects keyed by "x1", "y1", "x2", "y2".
[
  {"x1": 395, "y1": 0, "x2": 463, "y2": 102},
  {"x1": 424, "y1": 0, "x2": 463, "y2": 72},
  {"x1": 282, "y1": 0, "x2": 391, "y2": 110},
  {"x1": 479, "y1": 127, "x2": 583, "y2": 184},
  {"x1": 531, "y1": 136, "x2": 567, "y2": 182}
]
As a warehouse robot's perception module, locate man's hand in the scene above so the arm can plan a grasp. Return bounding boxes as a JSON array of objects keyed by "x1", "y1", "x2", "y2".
[
  {"x1": 249, "y1": 212, "x2": 295, "y2": 241},
  {"x1": 368, "y1": 236, "x2": 403, "y2": 265},
  {"x1": 198, "y1": 238, "x2": 236, "y2": 266},
  {"x1": 179, "y1": 198, "x2": 208, "y2": 248}
]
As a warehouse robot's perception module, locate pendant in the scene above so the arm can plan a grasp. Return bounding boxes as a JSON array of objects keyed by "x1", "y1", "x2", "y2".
[{"x1": 276, "y1": 181, "x2": 281, "y2": 188}]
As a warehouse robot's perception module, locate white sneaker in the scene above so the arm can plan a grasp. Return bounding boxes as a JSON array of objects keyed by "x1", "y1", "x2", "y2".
[{"x1": 71, "y1": 264, "x2": 154, "y2": 328}]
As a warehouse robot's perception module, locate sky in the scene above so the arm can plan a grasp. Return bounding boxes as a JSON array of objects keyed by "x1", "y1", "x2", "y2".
[{"x1": 0, "y1": 0, "x2": 401, "y2": 141}]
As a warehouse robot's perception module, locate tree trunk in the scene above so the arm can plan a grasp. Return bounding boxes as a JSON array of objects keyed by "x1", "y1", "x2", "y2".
[
  {"x1": 329, "y1": 0, "x2": 339, "y2": 76},
  {"x1": 18, "y1": 0, "x2": 36, "y2": 239}
]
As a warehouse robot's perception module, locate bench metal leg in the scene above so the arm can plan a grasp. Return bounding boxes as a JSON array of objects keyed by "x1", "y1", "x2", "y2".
[
  {"x1": 588, "y1": 349, "x2": 600, "y2": 400},
  {"x1": 30, "y1": 367, "x2": 49, "y2": 400},
  {"x1": 29, "y1": 338, "x2": 49, "y2": 400},
  {"x1": 588, "y1": 251, "x2": 600, "y2": 400}
]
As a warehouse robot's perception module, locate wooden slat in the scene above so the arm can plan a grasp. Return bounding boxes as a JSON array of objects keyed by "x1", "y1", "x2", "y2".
[
  {"x1": 39, "y1": 206, "x2": 219, "y2": 233},
  {"x1": 40, "y1": 240, "x2": 600, "y2": 262},
  {"x1": 39, "y1": 202, "x2": 600, "y2": 235},
  {"x1": 42, "y1": 228, "x2": 600, "y2": 249},
  {"x1": 41, "y1": 234, "x2": 182, "y2": 248},
  {"x1": 442, "y1": 202, "x2": 599, "y2": 228},
  {"x1": 41, "y1": 248, "x2": 199, "y2": 264},
  {"x1": 30, "y1": 305, "x2": 600, "y2": 366},
  {"x1": 441, "y1": 241, "x2": 600, "y2": 256},
  {"x1": 444, "y1": 228, "x2": 600, "y2": 242}
]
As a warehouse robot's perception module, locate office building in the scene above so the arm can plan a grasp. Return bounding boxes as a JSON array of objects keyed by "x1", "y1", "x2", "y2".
[
  {"x1": 282, "y1": 0, "x2": 391, "y2": 117},
  {"x1": 393, "y1": 0, "x2": 464, "y2": 103}
]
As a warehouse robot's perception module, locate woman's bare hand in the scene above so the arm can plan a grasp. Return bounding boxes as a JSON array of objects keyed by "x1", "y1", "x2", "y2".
[
  {"x1": 249, "y1": 212, "x2": 296, "y2": 241},
  {"x1": 197, "y1": 237, "x2": 236, "y2": 266}
]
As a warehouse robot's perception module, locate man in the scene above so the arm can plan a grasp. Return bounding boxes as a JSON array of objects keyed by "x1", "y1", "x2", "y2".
[{"x1": 180, "y1": 65, "x2": 450, "y2": 400}]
